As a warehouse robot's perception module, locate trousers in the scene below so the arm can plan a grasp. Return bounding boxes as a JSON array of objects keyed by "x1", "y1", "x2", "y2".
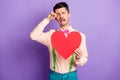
[{"x1": 49, "y1": 70, "x2": 78, "y2": 80}]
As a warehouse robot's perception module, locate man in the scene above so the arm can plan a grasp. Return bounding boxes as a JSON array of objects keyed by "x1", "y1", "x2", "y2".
[{"x1": 30, "y1": 2, "x2": 88, "y2": 80}]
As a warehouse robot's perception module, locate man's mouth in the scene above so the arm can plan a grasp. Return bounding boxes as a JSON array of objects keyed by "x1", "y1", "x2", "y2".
[{"x1": 60, "y1": 19, "x2": 65, "y2": 23}]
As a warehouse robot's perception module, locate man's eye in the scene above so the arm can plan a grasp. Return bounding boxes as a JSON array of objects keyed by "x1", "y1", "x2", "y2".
[{"x1": 62, "y1": 12, "x2": 65, "y2": 14}]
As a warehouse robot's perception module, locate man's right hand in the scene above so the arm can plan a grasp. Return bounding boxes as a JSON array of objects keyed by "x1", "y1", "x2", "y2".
[{"x1": 46, "y1": 11, "x2": 56, "y2": 21}]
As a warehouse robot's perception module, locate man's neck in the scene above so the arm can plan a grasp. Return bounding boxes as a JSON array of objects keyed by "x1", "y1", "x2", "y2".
[{"x1": 60, "y1": 23, "x2": 70, "y2": 30}]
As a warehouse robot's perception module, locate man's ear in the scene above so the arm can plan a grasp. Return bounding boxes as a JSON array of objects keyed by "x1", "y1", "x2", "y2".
[{"x1": 69, "y1": 13, "x2": 71, "y2": 18}]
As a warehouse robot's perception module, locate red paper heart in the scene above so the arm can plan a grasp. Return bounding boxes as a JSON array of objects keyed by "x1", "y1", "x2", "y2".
[{"x1": 51, "y1": 31, "x2": 81, "y2": 59}]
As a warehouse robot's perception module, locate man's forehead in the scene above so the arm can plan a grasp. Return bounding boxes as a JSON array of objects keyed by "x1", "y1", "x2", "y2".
[{"x1": 55, "y1": 7, "x2": 67, "y2": 13}]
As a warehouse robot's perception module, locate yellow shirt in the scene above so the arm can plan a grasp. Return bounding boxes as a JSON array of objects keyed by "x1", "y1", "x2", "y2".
[{"x1": 30, "y1": 18, "x2": 88, "y2": 73}]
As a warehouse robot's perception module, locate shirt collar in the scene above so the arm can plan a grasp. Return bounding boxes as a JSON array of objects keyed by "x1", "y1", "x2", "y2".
[{"x1": 59, "y1": 25, "x2": 73, "y2": 31}]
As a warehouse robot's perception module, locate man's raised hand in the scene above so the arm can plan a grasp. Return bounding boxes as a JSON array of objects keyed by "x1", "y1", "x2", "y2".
[{"x1": 46, "y1": 11, "x2": 56, "y2": 21}]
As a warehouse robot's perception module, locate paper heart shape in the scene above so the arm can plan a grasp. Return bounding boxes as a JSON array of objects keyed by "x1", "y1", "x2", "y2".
[{"x1": 51, "y1": 31, "x2": 81, "y2": 59}]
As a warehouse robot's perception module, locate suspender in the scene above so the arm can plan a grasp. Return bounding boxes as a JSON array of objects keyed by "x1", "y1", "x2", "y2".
[
  {"x1": 52, "y1": 47, "x2": 74, "y2": 72},
  {"x1": 52, "y1": 48, "x2": 56, "y2": 71},
  {"x1": 69, "y1": 54, "x2": 74, "y2": 72}
]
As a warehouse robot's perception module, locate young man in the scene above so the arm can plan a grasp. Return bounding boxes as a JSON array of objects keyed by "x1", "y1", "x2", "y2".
[{"x1": 30, "y1": 2, "x2": 88, "y2": 80}]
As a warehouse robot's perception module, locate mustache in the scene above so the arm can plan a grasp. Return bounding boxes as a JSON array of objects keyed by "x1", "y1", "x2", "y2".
[{"x1": 60, "y1": 18, "x2": 65, "y2": 21}]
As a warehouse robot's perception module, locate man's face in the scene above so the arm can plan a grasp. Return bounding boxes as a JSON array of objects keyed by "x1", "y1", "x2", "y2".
[{"x1": 55, "y1": 7, "x2": 70, "y2": 26}]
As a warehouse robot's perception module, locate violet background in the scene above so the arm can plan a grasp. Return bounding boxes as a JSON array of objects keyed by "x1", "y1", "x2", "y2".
[{"x1": 0, "y1": 0, "x2": 120, "y2": 80}]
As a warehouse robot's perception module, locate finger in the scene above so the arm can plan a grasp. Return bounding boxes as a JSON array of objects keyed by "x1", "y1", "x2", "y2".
[
  {"x1": 74, "y1": 50, "x2": 83, "y2": 57},
  {"x1": 75, "y1": 54, "x2": 81, "y2": 59},
  {"x1": 75, "y1": 53, "x2": 80, "y2": 58},
  {"x1": 74, "y1": 50, "x2": 80, "y2": 55},
  {"x1": 74, "y1": 48, "x2": 80, "y2": 53},
  {"x1": 50, "y1": 12, "x2": 56, "y2": 17},
  {"x1": 76, "y1": 55, "x2": 81, "y2": 59},
  {"x1": 74, "y1": 53, "x2": 78, "y2": 56}
]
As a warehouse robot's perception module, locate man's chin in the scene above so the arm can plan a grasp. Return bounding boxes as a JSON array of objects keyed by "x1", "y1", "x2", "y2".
[
  {"x1": 60, "y1": 24, "x2": 66, "y2": 26},
  {"x1": 60, "y1": 22, "x2": 68, "y2": 26}
]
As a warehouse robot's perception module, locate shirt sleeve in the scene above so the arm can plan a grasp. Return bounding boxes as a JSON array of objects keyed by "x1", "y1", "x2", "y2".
[
  {"x1": 30, "y1": 18, "x2": 51, "y2": 46},
  {"x1": 75, "y1": 33, "x2": 88, "y2": 66}
]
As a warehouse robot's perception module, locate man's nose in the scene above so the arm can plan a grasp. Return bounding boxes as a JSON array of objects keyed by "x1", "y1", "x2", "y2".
[{"x1": 60, "y1": 14, "x2": 63, "y2": 18}]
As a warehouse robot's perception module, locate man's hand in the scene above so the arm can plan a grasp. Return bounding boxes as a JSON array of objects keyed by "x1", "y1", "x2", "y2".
[
  {"x1": 74, "y1": 48, "x2": 83, "y2": 59},
  {"x1": 46, "y1": 11, "x2": 56, "y2": 21}
]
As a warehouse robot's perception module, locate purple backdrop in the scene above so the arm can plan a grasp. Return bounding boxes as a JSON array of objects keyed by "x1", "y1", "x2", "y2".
[{"x1": 0, "y1": 0, "x2": 120, "y2": 80}]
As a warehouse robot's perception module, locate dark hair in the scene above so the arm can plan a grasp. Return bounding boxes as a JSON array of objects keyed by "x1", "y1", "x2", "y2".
[{"x1": 53, "y1": 2, "x2": 69, "y2": 13}]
